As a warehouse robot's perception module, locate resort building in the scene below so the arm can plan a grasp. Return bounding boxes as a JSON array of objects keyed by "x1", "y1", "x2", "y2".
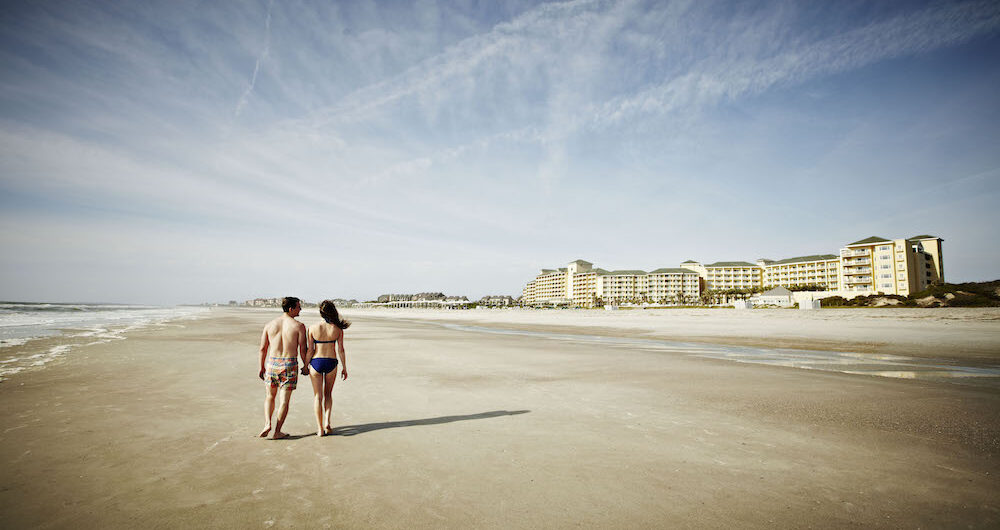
[
  {"x1": 522, "y1": 267, "x2": 572, "y2": 306},
  {"x1": 680, "y1": 261, "x2": 763, "y2": 291},
  {"x1": 521, "y1": 260, "x2": 701, "y2": 307},
  {"x1": 522, "y1": 234, "x2": 944, "y2": 307},
  {"x1": 358, "y1": 292, "x2": 472, "y2": 309},
  {"x1": 757, "y1": 254, "x2": 841, "y2": 290},
  {"x1": 840, "y1": 235, "x2": 944, "y2": 296},
  {"x1": 478, "y1": 295, "x2": 518, "y2": 307}
]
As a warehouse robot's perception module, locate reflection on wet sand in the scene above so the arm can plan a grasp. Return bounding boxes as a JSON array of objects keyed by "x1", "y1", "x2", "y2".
[{"x1": 435, "y1": 322, "x2": 1000, "y2": 387}]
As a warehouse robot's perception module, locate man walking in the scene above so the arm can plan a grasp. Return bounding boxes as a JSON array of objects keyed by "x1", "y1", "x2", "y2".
[{"x1": 259, "y1": 296, "x2": 308, "y2": 439}]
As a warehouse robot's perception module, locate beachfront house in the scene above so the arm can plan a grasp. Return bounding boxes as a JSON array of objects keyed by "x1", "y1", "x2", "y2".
[{"x1": 753, "y1": 286, "x2": 795, "y2": 307}]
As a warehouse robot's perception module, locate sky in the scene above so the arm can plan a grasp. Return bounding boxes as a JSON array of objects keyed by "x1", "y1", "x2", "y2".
[{"x1": 1, "y1": 0, "x2": 998, "y2": 305}]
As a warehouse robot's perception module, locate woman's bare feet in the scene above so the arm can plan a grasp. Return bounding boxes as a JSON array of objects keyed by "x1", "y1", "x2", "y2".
[
  {"x1": 324, "y1": 426, "x2": 334, "y2": 435},
  {"x1": 317, "y1": 428, "x2": 326, "y2": 437},
  {"x1": 272, "y1": 431, "x2": 289, "y2": 440},
  {"x1": 259, "y1": 426, "x2": 271, "y2": 438}
]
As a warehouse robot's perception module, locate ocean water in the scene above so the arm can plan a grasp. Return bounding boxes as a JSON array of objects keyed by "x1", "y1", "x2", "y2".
[{"x1": 0, "y1": 302, "x2": 208, "y2": 381}]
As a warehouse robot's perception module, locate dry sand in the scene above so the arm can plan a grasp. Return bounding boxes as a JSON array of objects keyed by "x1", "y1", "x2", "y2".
[{"x1": 1, "y1": 307, "x2": 998, "y2": 528}]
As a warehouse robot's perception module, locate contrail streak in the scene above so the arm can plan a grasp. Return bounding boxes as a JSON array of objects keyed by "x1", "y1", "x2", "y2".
[{"x1": 235, "y1": 0, "x2": 274, "y2": 117}]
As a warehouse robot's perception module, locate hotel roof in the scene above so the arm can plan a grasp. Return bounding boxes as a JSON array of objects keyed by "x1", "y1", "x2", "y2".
[
  {"x1": 649, "y1": 268, "x2": 698, "y2": 274},
  {"x1": 603, "y1": 269, "x2": 648, "y2": 276},
  {"x1": 771, "y1": 254, "x2": 839, "y2": 265},
  {"x1": 847, "y1": 236, "x2": 891, "y2": 246},
  {"x1": 908, "y1": 234, "x2": 940, "y2": 240},
  {"x1": 704, "y1": 261, "x2": 759, "y2": 268}
]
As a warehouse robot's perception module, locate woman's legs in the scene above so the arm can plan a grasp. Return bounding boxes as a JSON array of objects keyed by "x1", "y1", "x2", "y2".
[
  {"x1": 323, "y1": 371, "x2": 337, "y2": 432},
  {"x1": 309, "y1": 369, "x2": 325, "y2": 436}
]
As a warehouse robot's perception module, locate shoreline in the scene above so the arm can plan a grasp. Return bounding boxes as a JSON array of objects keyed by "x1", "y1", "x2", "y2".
[{"x1": 0, "y1": 307, "x2": 209, "y2": 382}]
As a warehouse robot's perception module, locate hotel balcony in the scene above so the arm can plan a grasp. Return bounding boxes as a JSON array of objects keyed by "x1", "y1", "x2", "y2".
[{"x1": 845, "y1": 276, "x2": 872, "y2": 284}]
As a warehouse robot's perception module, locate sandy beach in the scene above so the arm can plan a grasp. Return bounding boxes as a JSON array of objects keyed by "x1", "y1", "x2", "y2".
[{"x1": 1, "y1": 307, "x2": 999, "y2": 528}]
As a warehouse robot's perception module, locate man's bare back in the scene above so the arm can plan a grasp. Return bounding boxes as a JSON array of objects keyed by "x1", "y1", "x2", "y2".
[
  {"x1": 258, "y1": 298, "x2": 307, "y2": 439},
  {"x1": 263, "y1": 314, "x2": 307, "y2": 359}
]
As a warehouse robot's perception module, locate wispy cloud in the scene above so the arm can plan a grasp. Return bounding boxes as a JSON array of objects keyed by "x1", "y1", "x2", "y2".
[
  {"x1": 595, "y1": 0, "x2": 1000, "y2": 125},
  {"x1": 235, "y1": 0, "x2": 275, "y2": 117}
]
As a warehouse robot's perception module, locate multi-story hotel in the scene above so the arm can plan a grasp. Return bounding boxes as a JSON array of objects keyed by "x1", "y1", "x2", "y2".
[
  {"x1": 522, "y1": 235, "x2": 944, "y2": 307},
  {"x1": 839, "y1": 235, "x2": 943, "y2": 296},
  {"x1": 522, "y1": 260, "x2": 701, "y2": 308},
  {"x1": 679, "y1": 261, "x2": 764, "y2": 291},
  {"x1": 758, "y1": 255, "x2": 841, "y2": 290}
]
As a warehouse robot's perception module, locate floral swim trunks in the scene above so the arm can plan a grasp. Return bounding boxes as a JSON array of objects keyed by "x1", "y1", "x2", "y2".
[{"x1": 265, "y1": 357, "x2": 299, "y2": 389}]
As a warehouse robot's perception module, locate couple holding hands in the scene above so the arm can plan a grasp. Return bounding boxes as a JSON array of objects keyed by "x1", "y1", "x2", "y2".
[{"x1": 258, "y1": 297, "x2": 350, "y2": 439}]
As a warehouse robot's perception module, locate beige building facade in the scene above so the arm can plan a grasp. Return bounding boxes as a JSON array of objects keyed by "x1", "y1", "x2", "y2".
[
  {"x1": 522, "y1": 260, "x2": 700, "y2": 308},
  {"x1": 758, "y1": 255, "x2": 841, "y2": 290},
  {"x1": 523, "y1": 235, "x2": 944, "y2": 306},
  {"x1": 840, "y1": 235, "x2": 944, "y2": 296},
  {"x1": 679, "y1": 261, "x2": 763, "y2": 291}
]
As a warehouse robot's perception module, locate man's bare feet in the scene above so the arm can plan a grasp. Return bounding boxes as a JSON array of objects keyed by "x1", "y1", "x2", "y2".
[
  {"x1": 272, "y1": 431, "x2": 289, "y2": 440},
  {"x1": 259, "y1": 426, "x2": 271, "y2": 438}
]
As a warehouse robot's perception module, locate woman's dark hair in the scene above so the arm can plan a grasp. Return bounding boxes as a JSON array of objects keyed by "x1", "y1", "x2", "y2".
[{"x1": 319, "y1": 300, "x2": 351, "y2": 329}]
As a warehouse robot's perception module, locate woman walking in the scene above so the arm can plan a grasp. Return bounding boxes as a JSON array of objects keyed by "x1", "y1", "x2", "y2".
[{"x1": 305, "y1": 300, "x2": 350, "y2": 436}]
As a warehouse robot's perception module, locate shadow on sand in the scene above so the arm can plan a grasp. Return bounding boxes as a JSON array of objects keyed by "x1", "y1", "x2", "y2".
[{"x1": 328, "y1": 410, "x2": 531, "y2": 436}]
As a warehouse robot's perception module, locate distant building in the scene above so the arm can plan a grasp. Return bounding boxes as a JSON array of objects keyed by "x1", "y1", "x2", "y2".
[
  {"x1": 377, "y1": 293, "x2": 447, "y2": 303},
  {"x1": 521, "y1": 234, "x2": 945, "y2": 307},
  {"x1": 753, "y1": 286, "x2": 794, "y2": 307},
  {"x1": 680, "y1": 261, "x2": 763, "y2": 291},
  {"x1": 479, "y1": 295, "x2": 517, "y2": 307},
  {"x1": 840, "y1": 235, "x2": 944, "y2": 296},
  {"x1": 757, "y1": 255, "x2": 841, "y2": 290},
  {"x1": 680, "y1": 235, "x2": 942, "y2": 297},
  {"x1": 365, "y1": 293, "x2": 471, "y2": 309},
  {"x1": 522, "y1": 259, "x2": 700, "y2": 308},
  {"x1": 245, "y1": 297, "x2": 282, "y2": 308}
]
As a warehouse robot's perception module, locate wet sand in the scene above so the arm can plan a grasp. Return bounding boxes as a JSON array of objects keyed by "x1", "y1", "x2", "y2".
[{"x1": 1, "y1": 307, "x2": 998, "y2": 528}]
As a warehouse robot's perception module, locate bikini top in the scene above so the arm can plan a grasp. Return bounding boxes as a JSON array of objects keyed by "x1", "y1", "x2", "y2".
[{"x1": 313, "y1": 339, "x2": 337, "y2": 344}]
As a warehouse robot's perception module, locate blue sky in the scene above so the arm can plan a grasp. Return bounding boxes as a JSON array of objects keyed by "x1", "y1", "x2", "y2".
[{"x1": 1, "y1": 0, "x2": 998, "y2": 304}]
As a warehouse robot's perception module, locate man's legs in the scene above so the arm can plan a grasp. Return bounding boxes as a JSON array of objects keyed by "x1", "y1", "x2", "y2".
[
  {"x1": 272, "y1": 387, "x2": 294, "y2": 439},
  {"x1": 260, "y1": 384, "x2": 278, "y2": 437}
]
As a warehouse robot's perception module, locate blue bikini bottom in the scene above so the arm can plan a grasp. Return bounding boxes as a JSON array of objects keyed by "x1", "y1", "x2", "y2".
[{"x1": 310, "y1": 357, "x2": 338, "y2": 374}]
